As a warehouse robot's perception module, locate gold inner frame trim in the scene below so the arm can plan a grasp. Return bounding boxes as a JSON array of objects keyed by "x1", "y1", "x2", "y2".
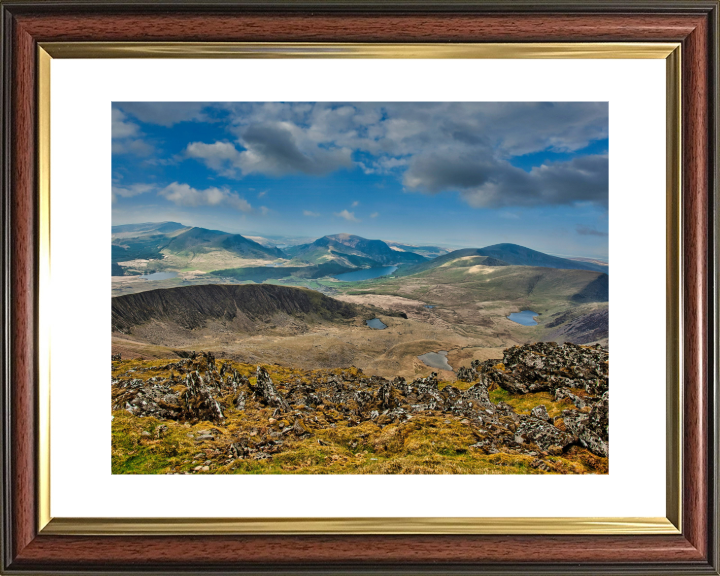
[
  {"x1": 665, "y1": 45, "x2": 683, "y2": 531},
  {"x1": 38, "y1": 46, "x2": 52, "y2": 533},
  {"x1": 40, "y1": 41, "x2": 679, "y2": 59},
  {"x1": 43, "y1": 516, "x2": 678, "y2": 536},
  {"x1": 36, "y1": 42, "x2": 682, "y2": 536}
]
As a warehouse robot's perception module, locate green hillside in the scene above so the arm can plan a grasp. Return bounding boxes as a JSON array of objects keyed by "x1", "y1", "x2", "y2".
[{"x1": 357, "y1": 255, "x2": 607, "y2": 304}]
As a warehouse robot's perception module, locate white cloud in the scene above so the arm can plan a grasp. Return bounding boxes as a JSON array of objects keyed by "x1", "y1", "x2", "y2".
[
  {"x1": 144, "y1": 102, "x2": 607, "y2": 211},
  {"x1": 351, "y1": 200, "x2": 359, "y2": 207},
  {"x1": 361, "y1": 156, "x2": 410, "y2": 175},
  {"x1": 334, "y1": 209, "x2": 360, "y2": 222},
  {"x1": 212, "y1": 102, "x2": 607, "y2": 208},
  {"x1": 303, "y1": 210, "x2": 321, "y2": 217},
  {"x1": 111, "y1": 183, "x2": 158, "y2": 203},
  {"x1": 259, "y1": 206, "x2": 270, "y2": 216},
  {"x1": 257, "y1": 190, "x2": 267, "y2": 198},
  {"x1": 112, "y1": 108, "x2": 154, "y2": 157},
  {"x1": 112, "y1": 139, "x2": 154, "y2": 157},
  {"x1": 370, "y1": 212, "x2": 379, "y2": 218},
  {"x1": 185, "y1": 141, "x2": 243, "y2": 177},
  {"x1": 112, "y1": 109, "x2": 139, "y2": 139},
  {"x1": 159, "y1": 182, "x2": 252, "y2": 212}
]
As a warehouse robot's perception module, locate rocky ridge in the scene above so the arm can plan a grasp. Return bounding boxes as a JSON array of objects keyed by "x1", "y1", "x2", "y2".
[{"x1": 112, "y1": 342, "x2": 609, "y2": 473}]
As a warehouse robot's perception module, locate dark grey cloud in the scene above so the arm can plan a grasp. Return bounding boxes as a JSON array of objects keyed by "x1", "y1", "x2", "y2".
[
  {"x1": 223, "y1": 102, "x2": 607, "y2": 161},
  {"x1": 148, "y1": 102, "x2": 608, "y2": 209},
  {"x1": 576, "y1": 225, "x2": 609, "y2": 237},
  {"x1": 404, "y1": 153, "x2": 608, "y2": 209},
  {"x1": 402, "y1": 151, "x2": 498, "y2": 192},
  {"x1": 237, "y1": 123, "x2": 353, "y2": 176},
  {"x1": 116, "y1": 102, "x2": 210, "y2": 127}
]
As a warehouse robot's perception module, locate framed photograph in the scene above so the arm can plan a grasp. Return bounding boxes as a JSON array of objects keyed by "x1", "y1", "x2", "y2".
[{"x1": 1, "y1": 1, "x2": 717, "y2": 574}]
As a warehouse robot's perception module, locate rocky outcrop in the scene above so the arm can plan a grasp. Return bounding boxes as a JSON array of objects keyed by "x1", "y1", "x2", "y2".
[
  {"x1": 561, "y1": 392, "x2": 609, "y2": 457},
  {"x1": 473, "y1": 342, "x2": 608, "y2": 397},
  {"x1": 253, "y1": 366, "x2": 290, "y2": 413},
  {"x1": 112, "y1": 351, "x2": 243, "y2": 423},
  {"x1": 111, "y1": 342, "x2": 609, "y2": 463},
  {"x1": 531, "y1": 404, "x2": 551, "y2": 422},
  {"x1": 514, "y1": 417, "x2": 575, "y2": 452}
]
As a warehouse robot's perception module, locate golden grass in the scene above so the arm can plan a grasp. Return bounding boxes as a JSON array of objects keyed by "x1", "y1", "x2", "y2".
[
  {"x1": 489, "y1": 388, "x2": 578, "y2": 419},
  {"x1": 112, "y1": 359, "x2": 607, "y2": 475}
]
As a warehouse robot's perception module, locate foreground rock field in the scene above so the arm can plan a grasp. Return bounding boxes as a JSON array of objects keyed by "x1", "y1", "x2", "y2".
[{"x1": 112, "y1": 342, "x2": 609, "y2": 475}]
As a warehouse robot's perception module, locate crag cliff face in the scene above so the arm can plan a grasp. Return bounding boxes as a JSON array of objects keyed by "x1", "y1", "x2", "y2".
[{"x1": 112, "y1": 283, "x2": 360, "y2": 333}]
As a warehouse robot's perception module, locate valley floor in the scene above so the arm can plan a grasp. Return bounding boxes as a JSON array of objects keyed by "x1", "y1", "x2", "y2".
[
  {"x1": 112, "y1": 295, "x2": 606, "y2": 381},
  {"x1": 111, "y1": 258, "x2": 608, "y2": 379}
]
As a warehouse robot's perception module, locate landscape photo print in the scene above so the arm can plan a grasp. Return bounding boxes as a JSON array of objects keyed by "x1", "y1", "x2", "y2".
[{"x1": 111, "y1": 101, "x2": 609, "y2": 476}]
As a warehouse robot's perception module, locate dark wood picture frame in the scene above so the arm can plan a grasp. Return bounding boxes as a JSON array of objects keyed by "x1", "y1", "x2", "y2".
[{"x1": 1, "y1": 1, "x2": 718, "y2": 573}]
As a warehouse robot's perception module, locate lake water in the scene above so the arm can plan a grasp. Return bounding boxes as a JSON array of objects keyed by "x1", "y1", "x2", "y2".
[
  {"x1": 334, "y1": 265, "x2": 398, "y2": 282},
  {"x1": 366, "y1": 318, "x2": 387, "y2": 330},
  {"x1": 138, "y1": 271, "x2": 178, "y2": 281},
  {"x1": 418, "y1": 350, "x2": 453, "y2": 371},
  {"x1": 424, "y1": 305, "x2": 435, "y2": 309},
  {"x1": 508, "y1": 310, "x2": 539, "y2": 326}
]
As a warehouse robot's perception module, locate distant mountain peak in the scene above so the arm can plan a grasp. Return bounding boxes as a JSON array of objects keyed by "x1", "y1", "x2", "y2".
[
  {"x1": 475, "y1": 244, "x2": 608, "y2": 273},
  {"x1": 396, "y1": 244, "x2": 608, "y2": 278},
  {"x1": 326, "y1": 233, "x2": 356, "y2": 241},
  {"x1": 285, "y1": 233, "x2": 428, "y2": 267}
]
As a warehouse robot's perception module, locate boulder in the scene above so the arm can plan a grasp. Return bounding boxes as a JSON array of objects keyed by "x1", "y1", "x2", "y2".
[
  {"x1": 530, "y1": 404, "x2": 551, "y2": 422},
  {"x1": 514, "y1": 416, "x2": 574, "y2": 452},
  {"x1": 254, "y1": 366, "x2": 290, "y2": 412}
]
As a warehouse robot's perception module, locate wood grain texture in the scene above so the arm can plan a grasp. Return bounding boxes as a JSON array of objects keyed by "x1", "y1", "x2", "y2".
[
  {"x1": 12, "y1": 12, "x2": 705, "y2": 42},
  {"x1": 681, "y1": 10, "x2": 711, "y2": 560},
  {"x1": 9, "y1": 534, "x2": 707, "y2": 567},
  {"x1": 9, "y1": 17, "x2": 37, "y2": 563},
  {"x1": 1, "y1": 4, "x2": 717, "y2": 574}
]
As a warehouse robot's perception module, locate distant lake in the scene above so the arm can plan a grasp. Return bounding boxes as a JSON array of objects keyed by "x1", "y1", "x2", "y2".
[
  {"x1": 334, "y1": 265, "x2": 398, "y2": 282},
  {"x1": 508, "y1": 310, "x2": 539, "y2": 326},
  {"x1": 366, "y1": 318, "x2": 387, "y2": 330},
  {"x1": 418, "y1": 350, "x2": 453, "y2": 371},
  {"x1": 424, "y1": 305, "x2": 435, "y2": 309},
  {"x1": 138, "y1": 271, "x2": 178, "y2": 281}
]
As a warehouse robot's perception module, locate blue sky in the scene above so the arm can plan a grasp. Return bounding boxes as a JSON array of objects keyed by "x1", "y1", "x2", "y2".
[{"x1": 112, "y1": 102, "x2": 609, "y2": 259}]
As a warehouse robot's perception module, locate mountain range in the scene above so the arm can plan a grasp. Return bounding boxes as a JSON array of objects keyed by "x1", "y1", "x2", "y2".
[
  {"x1": 112, "y1": 221, "x2": 608, "y2": 278},
  {"x1": 112, "y1": 222, "x2": 283, "y2": 275}
]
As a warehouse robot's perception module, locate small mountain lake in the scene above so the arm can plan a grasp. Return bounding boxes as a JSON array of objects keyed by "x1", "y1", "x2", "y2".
[
  {"x1": 138, "y1": 271, "x2": 178, "y2": 281},
  {"x1": 424, "y1": 305, "x2": 435, "y2": 309},
  {"x1": 418, "y1": 351, "x2": 453, "y2": 371},
  {"x1": 366, "y1": 318, "x2": 387, "y2": 330},
  {"x1": 334, "y1": 265, "x2": 398, "y2": 282},
  {"x1": 508, "y1": 310, "x2": 539, "y2": 326}
]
